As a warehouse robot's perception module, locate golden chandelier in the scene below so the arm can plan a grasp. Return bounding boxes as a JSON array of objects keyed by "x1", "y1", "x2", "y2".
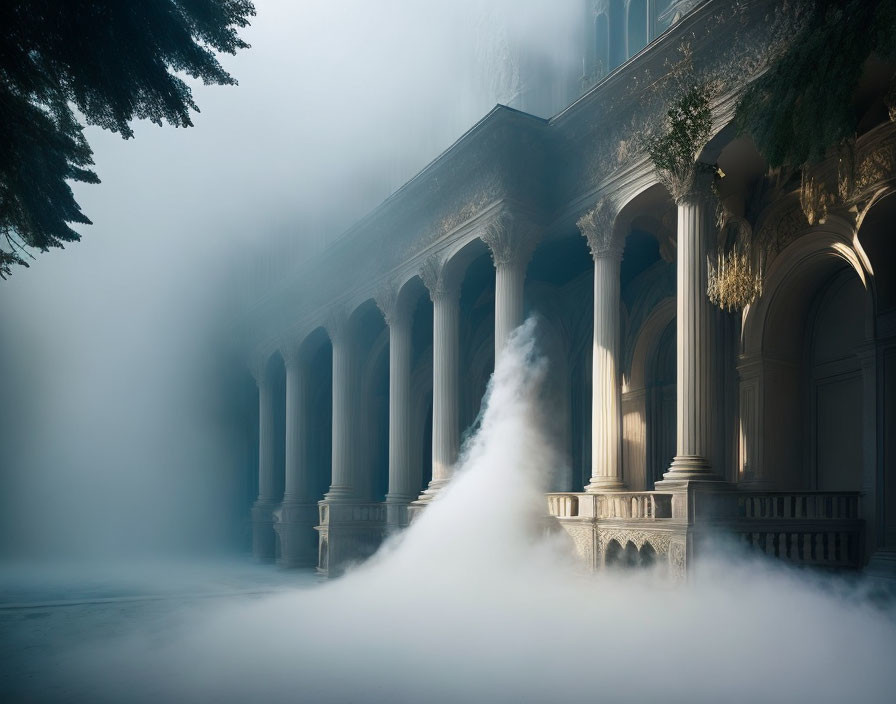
[{"x1": 707, "y1": 241, "x2": 762, "y2": 312}]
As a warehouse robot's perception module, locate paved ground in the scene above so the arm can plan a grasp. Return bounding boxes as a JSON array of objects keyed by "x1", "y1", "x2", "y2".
[{"x1": 0, "y1": 557, "x2": 316, "y2": 703}]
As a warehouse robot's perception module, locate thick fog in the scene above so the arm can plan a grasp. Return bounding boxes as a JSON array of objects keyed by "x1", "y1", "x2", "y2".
[
  {"x1": 0, "y1": 0, "x2": 579, "y2": 559},
  {"x1": 4, "y1": 322, "x2": 894, "y2": 703}
]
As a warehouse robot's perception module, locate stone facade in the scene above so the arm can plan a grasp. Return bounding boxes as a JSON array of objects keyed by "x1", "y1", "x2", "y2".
[{"x1": 237, "y1": 0, "x2": 896, "y2": 578}]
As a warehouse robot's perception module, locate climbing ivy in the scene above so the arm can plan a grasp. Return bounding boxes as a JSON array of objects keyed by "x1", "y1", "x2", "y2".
[
  {"x1": 643, "y1": 82, "x2": 715, "y2": 201},
  {"x1": 734, "y1": 0, "x2": 896, "y2": 170}
]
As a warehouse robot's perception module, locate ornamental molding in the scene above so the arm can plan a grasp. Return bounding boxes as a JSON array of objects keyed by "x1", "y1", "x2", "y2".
[
  {"x1": 480, "y1": 209, "x2": 540, "y2": 269},
  {"x1": 597, "y1": 528, "x2": 673, "y2": 554},
  {"x1": 576, "y1": 198, "x2": 622, "y2": 259}
]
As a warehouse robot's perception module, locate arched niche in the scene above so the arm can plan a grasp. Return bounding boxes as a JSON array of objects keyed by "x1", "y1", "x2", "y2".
[{"x1": 739, "y1": 229, "x2": 873, "y2": 493}]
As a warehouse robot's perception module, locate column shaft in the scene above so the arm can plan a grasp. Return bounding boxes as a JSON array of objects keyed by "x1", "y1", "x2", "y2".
[
  {"x1": 258, "y1": 378, "x2": 277, "y2": 501},
  {"x1": 587, "y1": 253, "x2": 624, "y2": 490},
  {"x1": 663, "y1": 194, "x2": 715, "y2": 479},
  {"x1": 430, "y1": 293, "x2": 460, "y2": 489},
  {"x1": 283, "y1": 357, "x2": 309, "y2": 502},
  {"x1": 327, "y1": 335, "x2": 355, "y2": 500},
  {"x1": 494, "y1": 261, "x2": 526, "y2": 361},
  {"x1": 386, "y1": 316, "x2": 414, "y2": 502}
]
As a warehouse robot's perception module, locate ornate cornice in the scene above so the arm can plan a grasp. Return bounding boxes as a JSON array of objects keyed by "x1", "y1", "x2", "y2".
[{"x1": 577, "y1": 198, "x2": 623, "y2": 259}]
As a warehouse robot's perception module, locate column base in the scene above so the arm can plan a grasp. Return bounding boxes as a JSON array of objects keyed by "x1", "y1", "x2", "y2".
[
  {"x1": 274, "y1": 501, "x2": 319, "y2": 568},
  {"x1": 585, "y1": 477, "x2": 626, "y2": 493},
  {"x1": 316, "y1": 500, "x2": 386, "y2": 578},
  {"x1": 407, "y1": 479, "x2": 451, "y2": 523},
  {"x1": 654, "y1": 455, "x2": 722, "y2": 488},
  {"x1": 250, "y1": 500, "x2": 278, "y2": 562},
  {"x1": 384, "y1": 495, "x2": 414, "y2": 531},
  {"x1": 323, "y1": 485, "x2": 356, "y2": 502}
]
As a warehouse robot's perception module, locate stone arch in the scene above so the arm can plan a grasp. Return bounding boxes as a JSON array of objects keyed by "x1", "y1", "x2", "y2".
[
  {"x1": 605, "y1": 538, "x2": 623, "y2": 566},
  {"x1": 639, "y1": 542, "x2": 657, "y2": 567},
  {"x1": 738, "y1": 226, "x2": 874, "y2": 493}
]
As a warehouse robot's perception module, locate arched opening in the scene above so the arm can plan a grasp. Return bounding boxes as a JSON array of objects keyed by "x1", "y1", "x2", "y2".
[
  {"x1": 647, "y1": 320, "x2": 676, "y2": 488},
  {"x1": 351, "y1": 300, "x2": 389, "y2": 502},
  {"x1": 303, "y1": 330, "x2": 333, "y2": 503},
  {"x1": 528, "y1": 232, "x2": 593, "y2": 490},
  {"x1": 458, "y1": 245, "x2": 495, "y2": 434},
  {"x1": 626, "y1": 0, "x2": 648, "y2": 58},
  {"x1": 618, "y1": 183, "x2": 677, "y2": 490},
  {"x1": 623, "y1": 540, "x2": 640, "y2": 567},
  {"x1": 639, "y1": 542, "x2": 657, "y2": 567},
  {"x1": 605, "y1": 539, "x2": 622, "y2": 567},
  {"x1": 741, "y1": 233, "x2": 872, "y2": 492}
]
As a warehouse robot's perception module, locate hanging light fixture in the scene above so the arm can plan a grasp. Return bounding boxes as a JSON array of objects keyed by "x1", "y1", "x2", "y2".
[{"x1": 707, "y1": 238, "x2": 763, "y2": 312}]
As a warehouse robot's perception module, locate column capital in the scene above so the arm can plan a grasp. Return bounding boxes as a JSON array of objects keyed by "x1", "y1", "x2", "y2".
[
  {"x1": 481, "y1": 209, "x2": 540, "y2": 270},
  {"x1": 248, "y1": 353, "x2": 270, "y2": 388},
  {"x1": 375, "y1": 282, "x2": 414, "y2": 328},
  {"x1": 324, "y1": 307, "x2": 351, "y2": 346},
  {"x1": 278, "y1": 338, "x2": 305, "y2": 370},
  {"x1": 577, "y1": 198, "x2": 623, "y2": 260},
  {"x1": 420, "y1": 254, "x2": 461, "y2": 303},
  {"x1": 674, "y1": 162, "x2": 718, "y2": 206}
]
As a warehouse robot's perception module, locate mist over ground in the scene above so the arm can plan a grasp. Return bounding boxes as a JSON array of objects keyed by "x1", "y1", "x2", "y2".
[{"x1": 2, "y1": 323, "x2": 894, "y2": 703}]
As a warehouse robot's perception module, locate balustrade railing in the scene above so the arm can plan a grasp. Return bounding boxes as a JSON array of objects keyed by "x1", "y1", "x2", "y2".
[{"x1": 546, "y1": 492, "x2": 673, "y2": 520}]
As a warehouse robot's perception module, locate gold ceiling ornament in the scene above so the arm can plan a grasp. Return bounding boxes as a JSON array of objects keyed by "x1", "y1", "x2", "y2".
[
  {"x1": 707, "y1": 238, "x2": 763, "y2": 313},
  {"x1": 799, "y1": 167, "x2": 834, "y2": 225}
]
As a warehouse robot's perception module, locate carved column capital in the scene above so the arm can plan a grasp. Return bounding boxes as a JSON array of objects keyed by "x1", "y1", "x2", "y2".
[
  {"x1": 481, "y1": 210, "x2": 540, "y2": 270},
  {"x1": 278, "y1": 338, "x2": 305, "y2": 370},
  {"x1": 375, "y1": 282, "x2": 414, "y2": 328},
  {"x1": 674, "y1": 163, "x2": 718, "y2": 206},
  {"x1": 248, "y1": 353, "x2": 269, "y2": 387},
  {"x1": 420, "y1": 254, "x2": 461, "y2": 303},
  {"x1": 324, "y1": 307, "x2": 351, "y2": 347},
  {"x1": 577, "y1": 198, "x2": 623, "y2": 260}
]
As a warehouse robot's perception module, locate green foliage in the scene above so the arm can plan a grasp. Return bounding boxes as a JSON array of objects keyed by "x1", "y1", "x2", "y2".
[
  {"x1": 735, "y1": 0, "x2": 896, "y2": 170},
  {"x1": 0, "y1": 0, "x2": 256, "y2": 278},
  {"x1": 644, "y1": 83, "x2": 715, "y2": 201}
]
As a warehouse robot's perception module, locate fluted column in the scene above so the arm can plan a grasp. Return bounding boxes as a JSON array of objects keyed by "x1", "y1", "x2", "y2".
[
  {"x1": 578, "y1": 200, "x2": 625, "y2": 491},
  {"x1": 660, "y1": 172, "x2": 719, "y2": 483},
  {"x1": 274, "y1": 342, "x2": 319, "y2": 567},
  {"x1": 326, "y1": 311, "x2": 356, "y2": 501},
  {"x1": 376, "y1": 286, "x2": 416, "y2": 528},
  {"x1": 482, "y1": 211, "x2": 539, "y2": 361},
  {"x1": 417, "y1": 256, "x2": 461, "y2": 501},
  {"x1": 250, "y1": 359, "x2": 277, "y2": 560},
  {"x1": 282, "y1": 346, "x2": 310, "y2": 503}
]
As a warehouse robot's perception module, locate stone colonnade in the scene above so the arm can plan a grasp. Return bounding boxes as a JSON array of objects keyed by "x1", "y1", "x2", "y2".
[{"x1": 252, "y1": 182, "x2": 725, "y2": 564}]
